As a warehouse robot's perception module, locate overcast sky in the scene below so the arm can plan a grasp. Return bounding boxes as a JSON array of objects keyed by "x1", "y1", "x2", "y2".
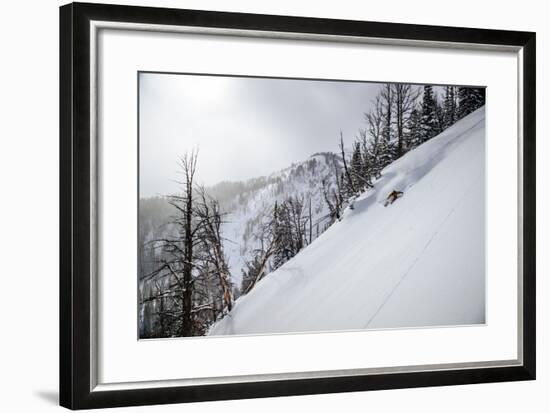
[{"x1": 139, "y1": 72, "x2": 385, "y2": 197}]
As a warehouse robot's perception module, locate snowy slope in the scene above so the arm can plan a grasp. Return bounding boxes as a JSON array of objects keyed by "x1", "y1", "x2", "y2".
[{"x1": 210, "y1": 107, "x2": 486, "y2": 335}]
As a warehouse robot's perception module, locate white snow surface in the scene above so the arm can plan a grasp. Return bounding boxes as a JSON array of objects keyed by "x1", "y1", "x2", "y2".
[{"x1": 210, "y1": 107, "x2": 486, "y2": 335}]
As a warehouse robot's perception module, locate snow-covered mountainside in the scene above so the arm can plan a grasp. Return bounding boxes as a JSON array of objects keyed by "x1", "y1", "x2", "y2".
[
  {"x1": 220, "y1": 152, "x2": 339, "y2": 288},
  {"x1": 139, "y1": 152, "x2": 341, "y2": 287},
  {"x1": 210, "y1": 107, "x2": 486, "y2": 335}
]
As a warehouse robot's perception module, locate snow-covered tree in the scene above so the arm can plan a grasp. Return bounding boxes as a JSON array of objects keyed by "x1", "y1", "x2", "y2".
[
  {"x1": 321, "y1": 163, "x2": 344, "y2": 225},
  {"x1": 471, "y1": 87, "x2": 486, "y2": 110},
  {"x1": 419, "y1": 85, "x2": 439, "y2": 143},
  {"x1": 339, "y1": 132, "x2": 357, "y2": 198},
  {"x1": 380, "y1": 83, "x2": 394, "y2": 145},
  {"x1": 270, "y1": 196, "x2": 311, "y2": 272},
  {"x1": 241, "y1": 216, "x2": 278, "y2": 294},
  {"x1": 442, "y1": 86, "x2": 458, "y2": 128},
  {"x1": 406, "y1": 107, "x2": 422, "y2": 149},
  {"x1": 350, "y1": 141, "x2": 370, "y2": 191},
  {"x1": 458, "y1": 86, "x2": 485, "y2": 119}
]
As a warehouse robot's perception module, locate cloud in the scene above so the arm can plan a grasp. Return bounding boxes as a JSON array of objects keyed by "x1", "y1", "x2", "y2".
[{"x1": 139, "y1": 73, "x2": 382, "y2": 197}]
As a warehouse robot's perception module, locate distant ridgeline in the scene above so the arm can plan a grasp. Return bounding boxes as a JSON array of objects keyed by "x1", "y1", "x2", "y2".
[{"x1": 138, "y1": 84, "x2": 485, "y2": 338}]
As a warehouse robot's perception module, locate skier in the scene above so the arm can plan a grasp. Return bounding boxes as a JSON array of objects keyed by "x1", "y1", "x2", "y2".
[{"x1": 384, "y1": 190, "x2": 403, "y2": 207}]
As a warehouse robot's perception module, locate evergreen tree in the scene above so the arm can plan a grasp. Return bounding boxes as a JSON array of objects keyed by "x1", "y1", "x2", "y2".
[
  {"x1": 471, "y1": 87, "x2": 486, "y2": 110},
  {"x1": 272, "y1": 201, "x2": 294, "y2": 270},
  {"x1": 270, "y1": 196, "x2": 311, "y2": 271},
  {"x1": 380, "y1": 84, "x2": 394, "y2": 144},
  {"x1": 458, "y1": 86, "x2": 485, "y2": 119},
  {"x1": 435, "y1": 100, "x2": 445, "y2": 135},
  {"x1": 351, "y1": 141, "x2": 366, "y2": 190},
  {"x1": 361, "y1": 142, "x2": 373, "y2": 185},
  {"x1": 321, "y1": 159, "x2": 345, "y2": 225},
  {"x1": 457, "y1": 87, "x2": 471, "y2": 119},
  {"x1": 339, "y1": 132, "x2": 357, "y2": 198},
  {"x1": 420, "y1": 85, "x2": 439, "y2": 143},
  {"x1": 443, "y1": 86, "x2": 457, "y2": 128},
  {"x1": 377, "y1": 138, "x2": 394, "y2": 170},
  {"x1": 271, "y1": 202, "x2": 286, "y2": 270},
  {"x1": 406, "y1": 107, "x2": 423, "y2": 149}
]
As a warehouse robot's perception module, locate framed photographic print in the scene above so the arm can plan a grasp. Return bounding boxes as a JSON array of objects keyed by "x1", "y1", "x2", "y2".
[{"x1": 60, "y1": 2, "x2": 536, "y2": 410}]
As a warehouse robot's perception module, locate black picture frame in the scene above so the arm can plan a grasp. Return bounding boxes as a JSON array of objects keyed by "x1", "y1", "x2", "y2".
[{"x1": 60, "y1": 2, "x2": 536, "y2": 410}]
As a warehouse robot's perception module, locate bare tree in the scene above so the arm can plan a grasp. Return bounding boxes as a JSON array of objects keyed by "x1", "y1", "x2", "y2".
[
  {"x1": 380, "y1": 83, "x2": 394, "y2": 144},
  {"x1": 364, "y1": 94, "x2": 385, "y2": 178},
  {"x1": 155, "y1": 150, "x2": 199, "y2": 336},
  {"x1": 140, "y1": 150, "x2": 235, "y2": 337},
  {"x1": 392, "y1": 84, "x2": 421, "y2": 158},
  {"x1": 241, "y1": 214, "x2": 279, "y2": 294},
  {"x1": 195, "y1": 187, "x2": 234, "y2": 314}
]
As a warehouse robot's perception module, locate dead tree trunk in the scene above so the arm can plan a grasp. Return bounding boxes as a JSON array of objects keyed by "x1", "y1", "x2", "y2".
[
  {"x1": 196, "y1": 188, "x2": 234, "y2": 315},
  {"x1": 392, "y1": 84, "x2": 420, "y2": 158},
  {"x1": 180, "y1": 152, "x2": 198, "y2": 336}
]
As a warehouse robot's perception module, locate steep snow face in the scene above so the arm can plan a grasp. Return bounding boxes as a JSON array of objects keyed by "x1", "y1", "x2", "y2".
[{"x1": 210, "y1": 107, "x2": 486, "y2": 335}]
